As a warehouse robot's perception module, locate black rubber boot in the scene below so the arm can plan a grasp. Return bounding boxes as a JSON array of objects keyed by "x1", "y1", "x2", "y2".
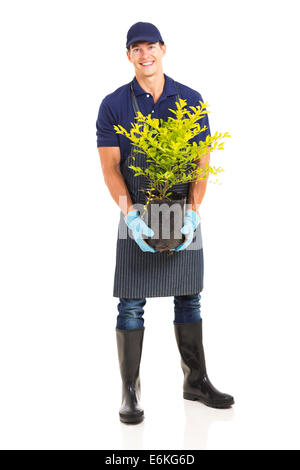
[
  {"x1": 174, "y1": 320, "x2": 234, "y2": 409},
  {"x1": 116, "y1": 327, "x2": 145, "y2": 424}
]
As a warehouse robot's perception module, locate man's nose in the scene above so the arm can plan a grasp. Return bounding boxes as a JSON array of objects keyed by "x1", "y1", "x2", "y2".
[{"x1": 140, "y1": 50, "x2": 151, "y2": 59}]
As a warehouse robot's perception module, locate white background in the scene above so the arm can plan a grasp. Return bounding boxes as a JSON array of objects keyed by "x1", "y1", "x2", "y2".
[{"x1": 0, "y1": 0, "x2": 300, "y2": 450}]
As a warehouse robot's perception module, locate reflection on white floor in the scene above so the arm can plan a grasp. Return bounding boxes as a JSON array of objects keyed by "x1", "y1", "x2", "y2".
[
  {"x1": 183, "y1": 400, "x2": 234, "y2": 449},
  {"x1": 118, "y1": 396, "x2": 235, "y2": 450}
]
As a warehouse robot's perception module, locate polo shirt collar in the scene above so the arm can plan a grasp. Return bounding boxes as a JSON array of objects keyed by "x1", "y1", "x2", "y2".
[{"x1": 132, "y1": 73, "x2": 178, "y2": 97}]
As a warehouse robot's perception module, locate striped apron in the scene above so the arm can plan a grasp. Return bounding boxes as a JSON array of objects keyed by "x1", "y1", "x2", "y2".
[{"x1": 113, "y1": 80, "x2": 204, "y2": 298}]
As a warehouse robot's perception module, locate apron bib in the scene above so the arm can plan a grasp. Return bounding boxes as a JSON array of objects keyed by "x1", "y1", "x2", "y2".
[{"x1": 113, "y1": 80, "x2": 204, "y2": 298}]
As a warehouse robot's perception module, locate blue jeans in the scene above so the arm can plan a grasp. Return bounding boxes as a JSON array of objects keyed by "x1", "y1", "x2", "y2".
[{"x1": 116, "y1": 293, "x2": 201, "y2": 330}]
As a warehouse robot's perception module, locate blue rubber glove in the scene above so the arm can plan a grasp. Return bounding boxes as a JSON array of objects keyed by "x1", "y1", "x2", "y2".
[
  {"x1": 171, "y1": 209, "x2": 201, "y2": 252},
  {"x1": 124, "y1": 209, "x2": 158, "y2": 253}
]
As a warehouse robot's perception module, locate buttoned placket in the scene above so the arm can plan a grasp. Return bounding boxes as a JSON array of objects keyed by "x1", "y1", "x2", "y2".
[
  {"x1": 144, "y1": 93, "x2": 155, "y2": 115},
  {"x1": 132, "y1": 75, "x2": 179, "y2": 119},
  {"x1": 144, "y1": 92, "x2": 168, "y2": 117}
]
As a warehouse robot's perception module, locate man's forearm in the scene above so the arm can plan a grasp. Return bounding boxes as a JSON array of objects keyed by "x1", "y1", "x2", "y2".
[
  {"x1": 187, "y1": 151, "x2": 210, "y2": 213},
  {"x1": 104, "y1": 167, "x2": 134, "y2": 216},
  {"x1": 188, "y1": 179, "x2": 209, "y2": 213}
]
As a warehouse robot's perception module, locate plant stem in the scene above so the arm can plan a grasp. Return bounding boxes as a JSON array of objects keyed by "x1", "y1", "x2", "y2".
[{"x1": 161, "y1": 180, "x2": 170, "y2": 198}]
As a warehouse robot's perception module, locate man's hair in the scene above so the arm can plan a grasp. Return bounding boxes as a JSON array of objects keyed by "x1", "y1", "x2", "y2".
[{"x1": 127, "y1": 40, "x2": 164, "y2": 52}]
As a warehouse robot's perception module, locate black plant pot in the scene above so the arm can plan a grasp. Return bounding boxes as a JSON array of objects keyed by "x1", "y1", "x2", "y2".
[{"x1": 142, "y1": 192, "x2": 186, "y2": 252}]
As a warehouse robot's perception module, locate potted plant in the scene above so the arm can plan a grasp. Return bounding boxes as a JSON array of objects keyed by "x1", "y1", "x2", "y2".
[{"x1": 114, "y1": 99, "x2": 230, "y2": 252}]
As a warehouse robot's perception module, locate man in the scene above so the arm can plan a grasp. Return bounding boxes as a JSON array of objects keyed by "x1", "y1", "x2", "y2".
[{"x1": 96, "y1": 22, "x2": 234, "y2": 424}]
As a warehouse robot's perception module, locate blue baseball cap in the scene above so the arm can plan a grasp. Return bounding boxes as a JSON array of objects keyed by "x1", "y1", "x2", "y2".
[{"x1": 126, "y1": 22, "x2": 164, "y2": 49}]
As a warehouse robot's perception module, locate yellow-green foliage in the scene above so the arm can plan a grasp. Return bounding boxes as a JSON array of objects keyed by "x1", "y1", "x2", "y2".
[{"x1": 114, "y1": 99, "x2": 230, "y2": 207}]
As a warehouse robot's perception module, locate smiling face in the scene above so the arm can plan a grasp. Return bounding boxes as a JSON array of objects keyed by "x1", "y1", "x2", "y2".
[{"x1": 126, "y1": 41, "x2": 166, "y2": 78}]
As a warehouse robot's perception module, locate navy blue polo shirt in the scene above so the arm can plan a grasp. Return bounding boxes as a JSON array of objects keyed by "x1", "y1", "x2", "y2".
[{"x1": 96, "y1": 73, "x2": 211, "y2": 165}]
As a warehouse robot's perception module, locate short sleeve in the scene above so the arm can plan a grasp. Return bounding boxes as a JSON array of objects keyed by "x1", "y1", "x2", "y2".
[
  {"x1": 96, "y1": 98, "x2": 120, "y2": 147},
  {"x1": 189, "y1": 92, "x2": 211, "y2": 146}
]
